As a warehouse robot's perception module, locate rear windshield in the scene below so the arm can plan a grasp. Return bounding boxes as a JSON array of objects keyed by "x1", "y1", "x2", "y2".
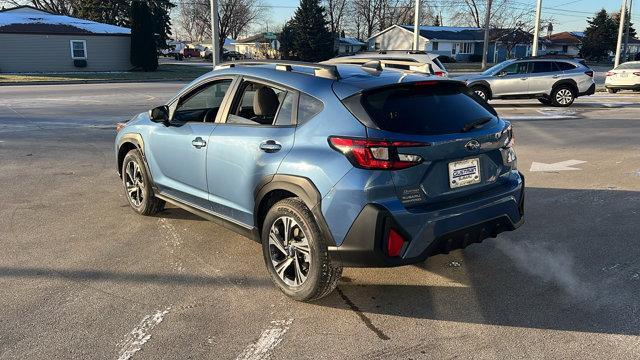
[
  {"x1": 616, "y1": 62, "x2": 640, "y2": 70},
  {"x1": 359, "y1": 82, "x2": 497, "y2": 135}
]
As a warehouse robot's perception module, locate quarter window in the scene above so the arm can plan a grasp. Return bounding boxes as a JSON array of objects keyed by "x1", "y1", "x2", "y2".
[
  {"x1": 297, "y1": 93, "x2": 323, "y2": 124},
  {"x1": 432, "y1": 42, "x2": 439, "y2": 51},
  {"x1": 70, "y1": 40, "x2": 87, "y2": 59},
  {"x1": 555, "y1": 62, "x2": 577, "y2": 71}
]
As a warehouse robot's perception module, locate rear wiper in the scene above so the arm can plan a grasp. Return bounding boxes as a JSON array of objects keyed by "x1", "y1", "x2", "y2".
[{"x1": 461, "y1": 116, "x2": 493, "y2": 132}]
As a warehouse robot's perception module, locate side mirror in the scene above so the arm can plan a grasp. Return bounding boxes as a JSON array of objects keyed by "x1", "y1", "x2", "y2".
[{"x1": 149, "y1": 105, "x2": 170, "y2": 126}]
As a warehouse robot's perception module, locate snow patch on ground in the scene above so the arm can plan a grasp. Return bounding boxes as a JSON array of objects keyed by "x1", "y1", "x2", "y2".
[
  {"x1": 117, "y1": 307, "x2": 171, "y2": 360},
  {"x1": 235, "y1": 319, "x2": 294, "y2": 360}
]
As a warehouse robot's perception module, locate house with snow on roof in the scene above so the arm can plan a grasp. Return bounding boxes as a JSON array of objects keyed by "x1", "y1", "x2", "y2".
[
  {"x1": 0, "y1": 5, "x2": 132, "y2": 72},
  {"x1": 367, "y1": 24, "x2": 538, "y2": 63},
  {"x1": 335, "y1": 37, "x2": 365, "y2": 55}
]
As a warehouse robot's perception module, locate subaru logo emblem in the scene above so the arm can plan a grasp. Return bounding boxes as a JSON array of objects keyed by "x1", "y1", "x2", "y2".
[{"x1": 465, "y1": 140, "x2": 481, "y2": 151}]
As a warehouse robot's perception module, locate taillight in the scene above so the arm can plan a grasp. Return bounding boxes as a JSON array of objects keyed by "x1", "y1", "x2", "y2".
[
  {"x1": 584, "y1": 70, "x2": 594, "y2": 77},
  {"x1": 387, "y1": 228, "x2": 405, "y2": 257},
  {"x1": 434, "y1": 71, "x2": 446, "y2": 77},
  {"x1": 328, "y1": 136, "x2": 429, "y2": 170},
  {"x1": 501, "y1": 123, "x2": 514, "y2": 148},
  {"x1": 606, "y1": 71, "x2": 615, "y2": 77}
]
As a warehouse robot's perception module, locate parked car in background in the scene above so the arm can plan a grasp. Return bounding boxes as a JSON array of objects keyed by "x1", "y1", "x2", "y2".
[
  {"x1": 115, "y1": 60, "x2": 524, "y2": 301},
  {"x1": 182, "y1": 47, "x2": 200, "y2": 58},
  {"x1": 202, "y1": 48, "x2": 245, "y2": 61},
  {"x1": 605, "y1": 61, "x2": 640, "y2": 93},
  {"x1": 325, "y1": 51, "x2": 448, "y2": 77},
  {"x1": 458, "y1": 58, "x2": 596, "y2": 107}
]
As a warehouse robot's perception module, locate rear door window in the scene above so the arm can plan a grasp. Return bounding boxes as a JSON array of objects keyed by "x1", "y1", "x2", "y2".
[
  {"x1": 359, "y1": 82, "x2": 497, "y2": 135},
  {"x1": 532, "y1": 61, "x2": 556, "y2": 73}
]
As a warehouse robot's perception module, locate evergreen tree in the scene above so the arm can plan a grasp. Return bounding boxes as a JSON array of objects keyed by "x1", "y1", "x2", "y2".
[
  {"x1": 613, "y1": 10, "x2": 637, "y2": 38},
  {"x1": 581, "y1": 9, "x2": 617, "y2": 61},
  {"x1": 278, "y1": 21, "x2": 297, "y2": 60},
  {"x1": 130, "y1": 0, "x2": 158, "y2": 71},
  {"x1": 283, "y1": 0, "x2": 334, "y2": 62}
]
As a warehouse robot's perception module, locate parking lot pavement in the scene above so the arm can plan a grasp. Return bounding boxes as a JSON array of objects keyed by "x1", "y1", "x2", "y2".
[{"x1": 1, "y1": 84, "x2": 639, "y2": 359}]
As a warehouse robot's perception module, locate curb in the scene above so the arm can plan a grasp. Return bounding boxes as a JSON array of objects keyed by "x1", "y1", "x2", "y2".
[{"x1": 0, "y1": 78, "x2": 193, "y2": 86}]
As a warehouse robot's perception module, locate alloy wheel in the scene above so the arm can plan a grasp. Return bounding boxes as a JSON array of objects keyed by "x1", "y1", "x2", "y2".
[
  {"x1": 124, "y1": 160, "x2": 145, "y2": 207},
  {"x1": 268, "y1": 216, "x2": 311, "y2": 287},
  {"x1": 555, "y1": 89, "x2": 573, "y2": 105}
]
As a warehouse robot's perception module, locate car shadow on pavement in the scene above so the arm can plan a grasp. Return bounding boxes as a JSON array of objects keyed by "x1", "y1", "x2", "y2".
[
  {"x1": 153, "y1": 205, "x2": 207, "y2": 221},
  {"x1": 318, "y1": 187, "x2": 640, "y2": 336},
  {"x1": 0, "y1": 267, "x2": 272, "y2": 288}
]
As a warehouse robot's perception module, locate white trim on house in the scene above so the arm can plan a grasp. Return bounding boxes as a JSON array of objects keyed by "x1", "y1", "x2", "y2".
[
  {"x1": 367, "y1": 25, "x2": 428, "y2": 42},
  {"x1": 70, "y1": 39, "x2": 87, "y2": 59}
]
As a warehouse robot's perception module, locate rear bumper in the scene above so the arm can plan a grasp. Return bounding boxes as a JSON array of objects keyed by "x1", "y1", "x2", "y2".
[
  {"x1": 329, "y1": 172, "x2": 525, "y2": 267},
  {"x1": 605, "y1": 84, "x2": 640, "y2": 90},
  {"x1": 578, "y1": 83, "x2": 596, "y2": 97}
]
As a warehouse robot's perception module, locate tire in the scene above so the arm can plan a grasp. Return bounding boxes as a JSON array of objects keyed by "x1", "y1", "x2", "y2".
[
  {"x1": 551, "y1": 85, "x2": 575, "y2": 107},
  {"x1": 607, "y1": 88, "x2": 619, "y2": 94},
  {"x1": 538, "y1": 98, "x2": 552, "y2": 105},
  {"x1": 261, "y1": 198, "x2": 342, "y2": 302},
  {"x1": 122, "y1": 149, "x2": 165, "y2": 215},
  {"x1": 471, "y1": 85, "x2": 489, "y2": 101}
]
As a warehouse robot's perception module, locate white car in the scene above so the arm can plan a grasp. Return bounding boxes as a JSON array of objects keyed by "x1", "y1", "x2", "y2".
[
  {"x1": 323, "y1": 51, "x2": 448, "y2": 77},
  {"x1": 605, "y1": 61, "x2": 640, "y2": 93}
]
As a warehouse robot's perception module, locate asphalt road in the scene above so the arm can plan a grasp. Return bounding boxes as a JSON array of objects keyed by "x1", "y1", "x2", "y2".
[{"x1": 1, "y1": 83, "x2": 639, "y2": 360}]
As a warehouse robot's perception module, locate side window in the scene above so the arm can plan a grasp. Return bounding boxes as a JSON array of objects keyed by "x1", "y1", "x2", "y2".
[
  {"x1": 555, "y1": 62, "x2": 577, "y2": 71},
  {"x1": 173, "y1": 79, "x2": 232, "y2": 123},
  {"x1": 501, "y1": 62, "x2": 529, "y2": 75},
  {"x1": 274, "y1": 92, "x2": 295, "y2": 126},
  {"x1": 297, "y1": 93, "x2": 323, "y2": 124},
  {"x1": 532, "y1": 61, "x2": 554, "y2": 73},
  {"x1": 227, "y1": 81, "x2": 286, "y2": 125}
]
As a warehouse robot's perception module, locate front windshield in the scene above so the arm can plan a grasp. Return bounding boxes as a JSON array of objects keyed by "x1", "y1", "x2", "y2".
[{"x1": 481, "y1": 60, "x2": 513, "y2": 75}]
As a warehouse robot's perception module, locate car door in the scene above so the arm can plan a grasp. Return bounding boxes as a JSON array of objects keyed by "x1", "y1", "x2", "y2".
[
  {"x1": 490, "y1": 61, "x2": 530, "y2": 96},
  {"x1": 528, "y1": 61, "x2": 561, "y2": 94},
  {"x1": 145, "y1": 77, "x2": 235, "y2": 209},
  {"x1": 206, "y1": 78, "x2": 297, "y2": 226}
]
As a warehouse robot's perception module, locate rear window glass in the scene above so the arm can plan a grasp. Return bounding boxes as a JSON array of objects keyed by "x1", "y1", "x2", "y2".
[
  {"x1": 615, "y1": 62, "x2": 640, "y2": 70},
  {"x1": 555, "y1": 62, "x2": 577, "y2": 71},
  {"x1": 360, "y1": 82, "x2": 497, "y2": 135}
]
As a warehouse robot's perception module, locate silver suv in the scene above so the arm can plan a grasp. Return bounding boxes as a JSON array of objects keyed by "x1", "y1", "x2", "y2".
[{"x1": 459, "y1": 58, "x2": 596, "y2": 106}]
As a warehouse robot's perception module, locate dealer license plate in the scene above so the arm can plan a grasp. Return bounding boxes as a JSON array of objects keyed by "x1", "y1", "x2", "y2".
[{"x1": 448, "y1": 158, "x2": 481, "y2": 189}]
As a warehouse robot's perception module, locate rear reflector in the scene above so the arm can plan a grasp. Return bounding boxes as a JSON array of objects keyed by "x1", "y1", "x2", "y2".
[
  {"x1": 387, "y1": 228, "x2": 405, "y2": 257},
  {"x1": 328, "y1": 136, "x2": 429, "y2": 170},
  {"x1": 584, "y1": 71, "x2": 594, "y2": 77}
]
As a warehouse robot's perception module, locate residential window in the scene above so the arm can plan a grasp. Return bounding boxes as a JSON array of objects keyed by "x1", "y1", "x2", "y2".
[
  {"x1": 375, "y1": 42, "x2": 381, "y2": 50},
  {"x1": 457, "y1": 42, "x2": 473, "y2": 54},
  {"x1": 432, "y1": 42, "x2": 439, "y2": 51},
  {"x1": 70, "y1": 40, "x2": 87, "y2": 59}
]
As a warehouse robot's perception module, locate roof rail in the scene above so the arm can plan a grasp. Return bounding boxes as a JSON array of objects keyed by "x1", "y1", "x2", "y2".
[
  {"x1": 324, "y1": 57, "x2": 433, "y2": 75},
  {"x1": 215, "y1": 60, "x2": 340, "y2": 80}
]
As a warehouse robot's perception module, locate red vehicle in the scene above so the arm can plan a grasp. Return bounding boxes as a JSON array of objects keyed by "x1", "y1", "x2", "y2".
[{"x1": 182, "y1": 48, "x2": 200, "y2": 58}]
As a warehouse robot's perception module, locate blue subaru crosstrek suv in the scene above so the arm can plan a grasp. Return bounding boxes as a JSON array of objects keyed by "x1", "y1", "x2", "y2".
[{"x1": 115, "y1": 60, "x2": 524, "y2": 301}]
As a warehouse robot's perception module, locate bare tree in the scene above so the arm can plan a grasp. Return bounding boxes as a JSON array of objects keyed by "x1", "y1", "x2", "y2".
[
  {"x1": 177, "y1": 0, "x2": 266, "y2": 50},
  {"x1": 324, "y1": 0, "x2": 348, "y2": 35}
]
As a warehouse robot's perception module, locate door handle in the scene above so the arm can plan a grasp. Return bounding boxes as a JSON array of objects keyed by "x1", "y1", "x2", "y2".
[
  {"x1": 192, "y1": 137, "x2": 206, "y2": 149},
  {"x1": 259, "y1": 140, "x2": 282, "y2": 153}
]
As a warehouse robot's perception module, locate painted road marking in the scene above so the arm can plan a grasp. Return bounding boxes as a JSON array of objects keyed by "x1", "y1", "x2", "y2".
[
  {"x1": 530, "y1": 160, "x2": 586, "y2": 172},
  {"x1": 235, "y1": 319, "x2": 294, "y2": 360},
  {"x1": 116, "y1": 307, "x2": 171, "y2": 360}
]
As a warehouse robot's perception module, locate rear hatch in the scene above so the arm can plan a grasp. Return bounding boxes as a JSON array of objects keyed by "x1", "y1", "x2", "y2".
[{"x1": 342, "y1": 81, "x2": 515, "y2": 207}]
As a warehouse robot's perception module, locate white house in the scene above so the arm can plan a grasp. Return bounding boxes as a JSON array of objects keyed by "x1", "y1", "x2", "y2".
[
  {"x1": 336, "y1": 37, "x2": 365, "y2": 55},
  {"x1": 367, "y1": 24, "x2": 535, "y2": 63},
  {"x1": 543, "y1": 31, "x2": 584, "y2": 56},
  {"x1": 234, "y1": 32, "x2": 279, "y2": 59}
]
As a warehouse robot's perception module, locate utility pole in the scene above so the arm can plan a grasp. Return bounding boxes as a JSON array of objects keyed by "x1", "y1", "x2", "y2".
[
  {"x1": 413, "y1": 0, "x2": 420, "y2": 51},
  {"x1": 481, "y1": 0, "x2": 493, "y2": 70},
  {"x1": 615, "y1": 0, "x2": 627, "y2": 68},
  {"x1": 210, "y1": 0, "x2": 220, "y2": 67},
  {"x1": 531, "y1": 0, "x2": 543, "y2": 56},
  {"x1": 623, "y1": 0, "x2": 634, "y2": 61}
]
